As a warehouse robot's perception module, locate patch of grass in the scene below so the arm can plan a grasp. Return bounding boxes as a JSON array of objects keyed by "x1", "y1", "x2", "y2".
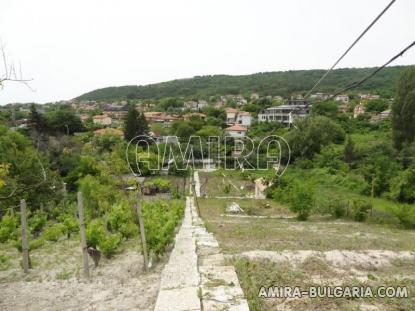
[
  {"x1": 55, "y1": 270, "x2": 72, "y2": 280},
  {"x1": 199, "y1": 198, "x2": 415, "y2": 253},
  {"x1": 234, "y1": 257, "x2": 415, "y2": 311}
]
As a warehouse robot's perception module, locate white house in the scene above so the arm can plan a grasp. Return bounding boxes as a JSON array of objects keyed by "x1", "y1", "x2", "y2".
[
  {"x1": 93, "y1": 115, "x2": 112, "y2": 126},
  {"x1": 258, "y1": 100, "x2": 311, "y2": 125},
  {"x1": 235, "y1": 111, "x2": 252, "y2": 127},
  {"x1": 334, "y1": 94, "x2": 349, "y2": 103},
  {"x1": 224, "y1": 124, "x2": 247, "y2": 138}
]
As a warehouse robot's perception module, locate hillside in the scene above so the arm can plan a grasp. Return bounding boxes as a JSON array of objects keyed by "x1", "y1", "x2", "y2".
[{"x1": 76, "y1": 65, "x2": 413, "y2": 101}]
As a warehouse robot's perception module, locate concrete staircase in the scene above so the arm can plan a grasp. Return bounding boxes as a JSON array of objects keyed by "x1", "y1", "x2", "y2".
[{"x1": 154, "y1": 196, "x2": 249, "y2": 311}]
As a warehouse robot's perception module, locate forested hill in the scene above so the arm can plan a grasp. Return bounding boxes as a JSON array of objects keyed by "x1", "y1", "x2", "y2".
[{"x1": 76, "y1": 65, "x2": 413, "y2": 101}]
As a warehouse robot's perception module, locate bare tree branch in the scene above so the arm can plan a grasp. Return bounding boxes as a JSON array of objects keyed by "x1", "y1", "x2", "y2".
[{"x1": 0, "y1": 41, "x2": 34, "y2": 90}]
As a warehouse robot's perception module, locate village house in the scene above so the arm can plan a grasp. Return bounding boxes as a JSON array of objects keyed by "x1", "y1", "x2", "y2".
[
  {"x1": 250, "y1": 93, "x2": 260, "y2": 100},
  {"x1": 183, "y1": 112, "x2": 207, "y2": 121},
  {"x1": 224, "y1": 124, "x2": 247, "y2": 138},
  {"x1": 258, "y1": 99, "x2": 311, "y2": 124},
  {"x1": 310, "y1": 93, "x2": 329, "y2": 100},
  {"x1": 353, "y1": 103, "x2": 366, "y2": 118},
  {"x1": 93, "y1": 115, "x2": 112, "y2": 126},
  {"x1": 235, "y1": 111, "x2": 252, "y2": 127},
  {"x1": 360, "y1": 93, "x2": 380, "y2": 100},
  {"x1": 334, "y1": 94, "x2": 349, "y2": 103},
  {"x1": 79, "y1": 114, "x2": 90, "y2": 122},
  {"x1": 225, "y1": 108, "x2": 239, "y2": 125},
  {"x1": 144, "y1": 112, "x2": 180, "y2": 128}
]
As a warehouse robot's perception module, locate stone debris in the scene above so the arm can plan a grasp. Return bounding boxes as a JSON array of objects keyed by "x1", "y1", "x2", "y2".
[
  {"x1": 226, "y1": 202, "x2": 245, "y2": 214},
  {"x1": 154, "y1": 196, "x2": 249, "y2": 311}
]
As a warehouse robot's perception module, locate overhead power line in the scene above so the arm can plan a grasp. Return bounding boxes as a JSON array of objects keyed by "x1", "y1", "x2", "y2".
[
  {"x1": 325, "y1": 40, "x2": 415, "y2": 101},
  {"x1": 304, "y1": 0, "x2": 396, "y2": 98}
]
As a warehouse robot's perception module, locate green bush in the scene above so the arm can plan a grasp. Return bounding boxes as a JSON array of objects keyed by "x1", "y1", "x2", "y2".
[
  {"x1": 86, "y1": 219, "x2": 106, "y2": 248},
  {"x1": 142, "y1": 200, "x2": 184, "y2": 256},
  {"x1": 289, "y1": 183, "x2": 314, "y2": 221},
  {"x1": 392, "y1": 204, "x2": 415, "y2": 229},
  {"x1": 0, "y1": 214, "x2": 19, "y2": 242},
  {"x1": 352, "y1": 200, "x2": 371, "y2": 222},
  {"x1": 107, "y1": 202, "x2": 137, "y2": 239},
  {"x1": 328, "y1": 199, "x2": 347, "y2": 219},
  {"x1": 58, "y1": 214, "x2": 79, "y2": 238},
  {"x1": 153, "y1": 178, "x2": 171, "y2": 192},
  {"x1": 28, "y1": 210, "x2": 47, "y2": 237},
  {"x1": 99, "y1": 233, "x2": 121, "y2": 258},
  {"x1": 14, "y1": 237, "x2": 45, "y2": 252},
  {"x1": 42, "y1": 223, "x2": 65, "y2": 242}
]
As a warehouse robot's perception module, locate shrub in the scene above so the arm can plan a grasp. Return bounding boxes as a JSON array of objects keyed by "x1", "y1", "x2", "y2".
[
  {"x1": 328, "y1": 199, "x2": 347, "y2": 219},
  {"x1": 28, "y1": 210, "x2": 47, "y2": 237},
  {"x1": 86, "y1": 219, "x2": 106, "y2": 248},
  {"x1": 352, "y1": 200, "x2": 371, "y2": 222},
  {"x1": 289, "y1": 183, "x2": 314, "y2": 221},
  {"x1": 142, "y1": 200, "x2": 184, "y2": 256},
  {"x1": 153, "y1": 178, "x2": 171, "y2": 192},
  {"x1": 107, "y1": 202, "x2": 137, "y2": 239},
  {"x1": 42, "y1": 223, "x2": 65, "y2": 242},
  {"x1": 58, "y1": 214, "x2": 79, "y2": 238},
  {"x1": 14, "y1": 237, "x2": 45, "y2": 252},
  {"x1": 392, "y1": 204, "x2": 415, "y2": 229},
  {"x1": 0, "y1": 214, "x2": 19, "y2": 242},
  {"x1": 99, "y1": 233, "x2": 121, "y2": 258},
  {"x1": 223, "y1": 183, "x2": 231, "y2": 194}
]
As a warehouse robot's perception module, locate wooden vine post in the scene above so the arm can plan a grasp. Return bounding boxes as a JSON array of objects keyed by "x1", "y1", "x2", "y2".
[
  {"x1": 135, "y1": 200, "x2": 149, "y2": 271},
  {"x1": 77, "y1": 192, "x2": 90, "y2": 279},
  {"x1": 20, "y1": 199, "x2": 30, "y2": 273}
]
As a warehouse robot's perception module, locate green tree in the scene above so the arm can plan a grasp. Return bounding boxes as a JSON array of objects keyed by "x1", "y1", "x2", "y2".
[
  {"x1": 392, "y1": 68, "x2": 415, "y2": 149},
  {"x1": 123, "y1": 106, "x2": 149, "y2": 142},
  {"x1": 343, "y1": 136, "x2": 357, "y2": 165},
  {"x1": 287, "y1": 116, "x2": 345, "y2": 160},
  {"x1": 289, "y1": 183, "x2": 314, "y2": 221}
]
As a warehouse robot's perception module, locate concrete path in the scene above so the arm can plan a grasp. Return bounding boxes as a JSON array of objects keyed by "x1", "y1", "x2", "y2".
[
  {"x1": 194, "y1": 171, "x2": 201, "y2": 198},
  {"x1": 154, "y1": 196, "x2": 249, "y2": 311}
]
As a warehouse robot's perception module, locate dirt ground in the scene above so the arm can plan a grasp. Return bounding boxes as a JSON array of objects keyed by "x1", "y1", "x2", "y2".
[
  {"x1": 199, "y1": 197, "x2": 415, "y2": 310},
  {"x1": 0, "y1": 238, "x2": 166, "y2": 311}
]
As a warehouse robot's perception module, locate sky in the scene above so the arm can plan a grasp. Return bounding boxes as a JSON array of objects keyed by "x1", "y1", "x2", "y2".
[{"x1": 0, "y1": 0, "x2": 414, "y2": 105}]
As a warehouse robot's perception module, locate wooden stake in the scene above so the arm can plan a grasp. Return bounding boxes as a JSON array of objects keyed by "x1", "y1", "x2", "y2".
[
  {"x1": 20, "y1": 199, "x2": 30, "y2": 273},
  {"x1": 135, "y1": 202, "x2": 148, "y2": 271},
  {"x1": 77, "y1": 192, "x2": 90, "y2": 279}
]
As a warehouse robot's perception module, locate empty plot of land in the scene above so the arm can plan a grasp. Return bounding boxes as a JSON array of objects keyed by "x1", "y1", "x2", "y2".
[{"x1": 198, "y1": 197, "x2": 415, "y2": 310}]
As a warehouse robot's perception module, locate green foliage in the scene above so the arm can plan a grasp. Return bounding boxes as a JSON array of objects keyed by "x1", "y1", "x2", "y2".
[
  {"x1": 389, "y1": 166, "x2": 415, "y2": 203},
  {"x1": 77, "y1": 66, "x2": 407, "y2": 101},
  {"x1": 45, "y1": 108, "x2": 84, "y2": 134},
  {"x1": 365, "y1": 99, "x2": 389, "y2": 113},
  {"x1": 86, "y1": 219, "x2": 106, "y2": 248},
  {"x1": 352, "y1": 200, "x2": 371, "y2": 222},
  {"x1": 287, "y1": 116, "x2": 345, "y2": 160},
  {"x1": 392, "y1": 67, "x2": 415, "y2": 149},
  {"x1": 142, "y1": 200, "x2": 184, "y2": 256},
  {"x1": 391, "y1": 204, "x2": 415, "y2": 229},
  {"x1": 107, "y1": 202, "x2": 137, "y2": 239},
  {"x1": 327, "y1": 199, "x2": 347, "y2": 219},
  {"x1": 57, "y1": 214, "x2": 79, "y2": 238},
  {"x1": 343, "y1": 136, "x2": 358, "y2": 165},
  {"x1": 42, "y1": 223, "x2": 66, "y2": 242},
  {"x1": 0, "y1": 214, "x2": 19, "y2": 242},
  {"x1": 123, "y1": 106, "x2": 149, "y2": 142},
  {"x1": 28, "y1": 210, "x2": 47, "y2": 237},
  {"x1": 289, "y1": 183, "x2": 314, "y2": 221},
  {"x1": 311, "y1": 101, "x2": 338, "y2": 118},
  {"x1": 152, "y1": 178, "x2": 171, "y2": 193},
  {"x1": 99, "y1": 233, "x2": 122, "y2": 258}
]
